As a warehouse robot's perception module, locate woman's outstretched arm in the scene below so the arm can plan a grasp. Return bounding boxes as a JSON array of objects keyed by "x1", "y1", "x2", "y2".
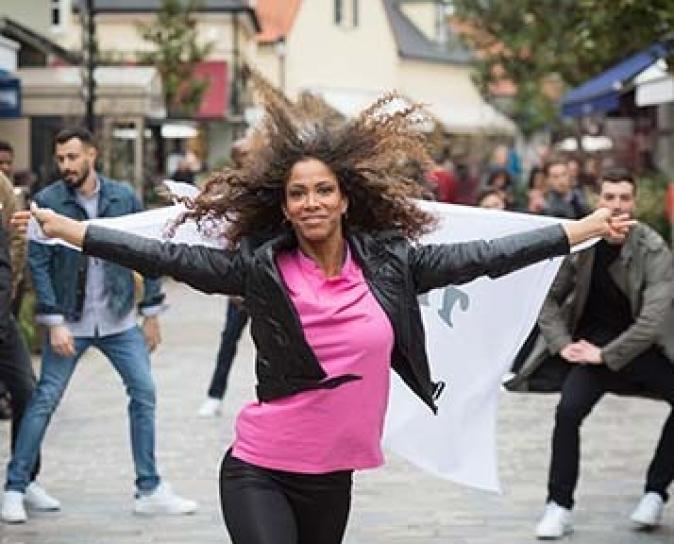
[
  {"x1": 13, "y1": 205, "x2": 246, "y2": 296},
  {"x1": 410, "y1": 208, "x2": 635, "y2": 292}
]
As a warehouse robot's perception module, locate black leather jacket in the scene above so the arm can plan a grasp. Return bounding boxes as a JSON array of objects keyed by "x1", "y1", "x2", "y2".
[{"x1": 83, "y1": 223, "x2": 569, "y2": 413}]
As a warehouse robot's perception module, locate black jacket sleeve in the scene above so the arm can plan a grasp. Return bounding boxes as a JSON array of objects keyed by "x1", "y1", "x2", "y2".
[
  {"x1": 83, "y1": 225, "x2": 247, "y2": 296},
  {"x1": 409, "y1": 223, "x2": 570, "y2": 293}
]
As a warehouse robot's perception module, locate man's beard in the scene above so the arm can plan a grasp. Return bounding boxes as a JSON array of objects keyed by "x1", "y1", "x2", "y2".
[{"x1": 63, "y1": 165, "x2": 90, "y2": 189}]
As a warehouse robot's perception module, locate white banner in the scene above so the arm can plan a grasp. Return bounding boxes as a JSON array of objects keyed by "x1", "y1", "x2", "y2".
[
  {"x1": 383, "y1": 201, "x2": 571, "y2": 492},
  {"x1": 30, "y1": 182, "x2": 582, "y2": 492}
]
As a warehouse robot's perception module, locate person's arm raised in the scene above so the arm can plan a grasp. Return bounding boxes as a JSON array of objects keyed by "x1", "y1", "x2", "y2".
[
  {"x1": 561, "y1": 207, "x2": 634, "y2": 247},
  {"x1": 30, "y1": 203, "x2": 87, "y2": 247},
  {"x1": 21, "y1": 203, "x2": 246, "y2": 297},
  {"x1": 410, "y1": 207, "x2": 635, "y2": 293}
]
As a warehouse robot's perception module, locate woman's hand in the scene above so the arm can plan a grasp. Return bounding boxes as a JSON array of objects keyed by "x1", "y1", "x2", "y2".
[
  {"x1": 12, "y1": 203, "x2": 87, "y2": 248},
  {"x1": 563, "y1": 208, "x2": 636, "y2": 247}
]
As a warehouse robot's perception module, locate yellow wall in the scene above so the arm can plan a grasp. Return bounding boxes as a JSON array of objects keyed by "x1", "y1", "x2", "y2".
[
  {"x1": 58, "y1": 12, "x2": 258, "y2": 63},
  {"x1": 282, "y1": 0, "x2": 399, "y2": 97},
  {"x1": 398, "y1": 60, "x2": 480, "y2": 105},
  {"x1": 399, "y1": 2, "x2": 437, "y2": 42}
]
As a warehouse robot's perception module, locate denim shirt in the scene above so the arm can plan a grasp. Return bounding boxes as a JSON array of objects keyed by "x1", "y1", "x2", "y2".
[{"x1": 29, "y1": 175, "x2": 165, "y2": 325}]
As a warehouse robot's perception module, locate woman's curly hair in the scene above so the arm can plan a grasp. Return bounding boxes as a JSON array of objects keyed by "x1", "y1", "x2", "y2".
[{"x1": 174, "y1": 74, "x2": 438, "y2": 246}]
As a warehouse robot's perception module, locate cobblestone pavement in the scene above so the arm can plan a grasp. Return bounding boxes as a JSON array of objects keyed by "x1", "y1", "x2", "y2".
[{"x1": 1, "y1": 280, "x2": 672, "y2": 543}]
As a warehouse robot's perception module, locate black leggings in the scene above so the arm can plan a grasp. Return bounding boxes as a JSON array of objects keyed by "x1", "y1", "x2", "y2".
[{"x1": 219, "y1": 451, "x2": 353, "y2": 544}]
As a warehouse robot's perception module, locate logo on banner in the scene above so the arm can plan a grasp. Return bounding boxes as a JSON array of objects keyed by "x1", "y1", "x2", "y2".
[{"x1": 419, "y1": 287, "x2": 470, "y2": 328}]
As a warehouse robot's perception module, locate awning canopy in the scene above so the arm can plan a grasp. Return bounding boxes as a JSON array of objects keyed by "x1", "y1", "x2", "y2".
[
  {"x1": 561, "y1": 42, "x2": 670, "y2": 118},
  {"x1": 17, "y1": 66, "x2": 164, "y2": 118},
  {"x1": 192, "y1": 61, "x2": 228, "y2": 119},
  {"x1": 306, "y1": 86, "x2": 516, "y2": 135},
  {"x1": 635, "y1": 59, "x2": 674, "y2": 106}
]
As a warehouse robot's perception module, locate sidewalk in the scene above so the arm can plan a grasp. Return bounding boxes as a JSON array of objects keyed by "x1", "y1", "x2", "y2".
[{"x1": 0, "y1": 280, "x2": 672, "y2": 543}]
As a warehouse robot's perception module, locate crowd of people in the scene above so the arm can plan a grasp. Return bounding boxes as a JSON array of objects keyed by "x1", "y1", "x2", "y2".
[
  {"x1": 424, "y1": 143, "x2": 602, "y2": 220},
  {"x1": 0, "y1": 84, "x2": 670, "y2": 544}
]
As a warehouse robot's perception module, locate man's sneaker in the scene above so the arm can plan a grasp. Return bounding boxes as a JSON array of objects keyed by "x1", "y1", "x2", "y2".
[
  {"x1": 1, "y1": 491, "x2": 27, "y2": 524},
  {"x1": 133, "y1": 482, "x2": 198, "y2": 515},
  {"x1": 630, "y1": 492, "x2": 664, "y2": 528},
  {"x1": 536, "y1": 501, "x2": 572, "y2": 539},
  {"x1": 25, "y1": 482, "x2": 60, "y2": 511},
  {"x1": 197, "y1": 397, "x2": 222, "y2": 417}
]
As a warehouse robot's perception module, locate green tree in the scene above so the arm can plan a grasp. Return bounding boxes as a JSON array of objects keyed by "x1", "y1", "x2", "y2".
[
  {"x1": 452, "y1": 0, "x2": 674, "y2": 135},
  {"x1": 137, "y1": 0, "x2": 213, "y2": 117}
]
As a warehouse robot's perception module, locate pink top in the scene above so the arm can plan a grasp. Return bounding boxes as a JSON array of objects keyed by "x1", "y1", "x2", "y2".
[{"x1": 231, "y1": 247, "x2": 394, "y2": 473}]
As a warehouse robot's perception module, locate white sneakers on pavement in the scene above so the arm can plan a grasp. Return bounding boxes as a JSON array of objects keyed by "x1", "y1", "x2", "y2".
[
  {"x1": 133, "y1": 482, "x2": 198, "y2": 516},
  {"x1": 536, "y1": 492, "x2": 666, "y2": 539},
  {"x1": 630, "y1": 492, "x2": 664, "y2": 528},
  {"x1": 198, "y1": 397, "x2": 222, "y2": 417},
  {"x1": 1, "y1": 483, "x2": 60, "y2": 524},
  {"x1": 1, "y1": 491, "x2": 27, "y2": 523},
  {"x1": 25, "y1": 482, "x2": 61, "y2": 511},
  {"x1": 535, "y1": 501, "x2": 573, "y2": 540}
]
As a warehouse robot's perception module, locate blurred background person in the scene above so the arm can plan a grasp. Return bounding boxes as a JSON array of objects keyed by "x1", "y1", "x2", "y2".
[
  {"x1": 199, "y1": 138, "x2": 253, "y2": 417},
  {"x1": 484, "y1": 167, "x2": 515, "y2": 210},
  {"x1": 526, "y1": 166, "x2": 547, "y2": 214},
  {"x1": 170, "y1": 158, "x2": 196, "y2": 185},
  {"x1": 426, "y1": 155, "x2": 457, "y2": 203},
  {"x1": 477, "y1": 188, "x2": 506, "y2": 210},
  {"x1": 541, "y1": 157, "x2": 590, "y2": 219}
]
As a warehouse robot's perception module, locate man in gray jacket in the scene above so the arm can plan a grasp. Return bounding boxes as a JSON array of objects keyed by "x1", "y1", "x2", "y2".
[{"x1": 508, "y1": 168, "x2": 674, "y2": 539}]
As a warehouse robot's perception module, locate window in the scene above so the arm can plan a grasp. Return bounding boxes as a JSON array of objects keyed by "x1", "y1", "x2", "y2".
[
  {"x1": 334, "y1": 0, "x2": 359, "y2": 28},
  {"x1": 50, "y1": 0, "x2": 62, "y2": 28}
]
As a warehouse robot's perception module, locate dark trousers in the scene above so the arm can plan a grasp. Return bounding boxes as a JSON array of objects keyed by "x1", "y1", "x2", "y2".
[
  {"x1": 220, "y1": 451, "x2": 353, "y2": 544},
  {"x1": 207, "y1": 302, "x2": 248, "y2": 399},
  {"x1": 0, "y1": 317, "x2": 39, "y2": 481},
  {"x1": 548, "y1": 347, "x2": 674, "y2": 509}
]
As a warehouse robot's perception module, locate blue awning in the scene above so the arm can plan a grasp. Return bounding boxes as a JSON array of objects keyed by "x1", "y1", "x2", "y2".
[
  {"x1": 561, "y1": 42, "x2": 669, "y2": 118},
  {"x1": 0, "y1": 68, "x2": 21, "y2": 118}
]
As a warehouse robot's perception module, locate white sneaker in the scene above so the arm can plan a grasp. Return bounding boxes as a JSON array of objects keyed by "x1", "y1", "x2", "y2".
[
  {"x1": 24, "y1": 482, "x2": 60, "y2": 511},
  {"x1": 630, "y1": 492, "x2": 664, "y2": 528},
  {"x1": 197, "y1": 397, "x2": 222, "y2": 417},
  {"x1": 1, "y1": 491, "x2": 27, "y2": 524},
  {"x1": 536, "y1": 501, "x2": 573, "y2": 539},
  {"x1": 133, "y1": 482, "x2": 198, "y2": 516}
]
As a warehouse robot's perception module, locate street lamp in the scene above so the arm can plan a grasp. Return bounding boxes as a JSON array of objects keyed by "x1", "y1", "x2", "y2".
[{"x1": 82, "y1": 0, "x2": 96, "y2": 132}]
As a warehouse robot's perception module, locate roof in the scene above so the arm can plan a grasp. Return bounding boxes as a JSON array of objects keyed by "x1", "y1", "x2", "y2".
[
  {"x1": 255, "y1": 0, "x2": 301, "y2": 43},
  {"x1": 73, "y1": 0, "x2": 260, "y2": 32},
  {"x1": 0, "y1": 17, "x2": 80, "y2": 65},
  {"x1": 382, "y1": 0, "x2": 473, "y2": 65},
  {"x1": 561, "y1": 41, "x2": 672, "y2": 117}
]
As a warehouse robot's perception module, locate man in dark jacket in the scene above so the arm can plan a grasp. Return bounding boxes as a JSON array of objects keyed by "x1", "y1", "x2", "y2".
[{"x1": 509, "y1": 168, "x2": 674, "y2": 539}]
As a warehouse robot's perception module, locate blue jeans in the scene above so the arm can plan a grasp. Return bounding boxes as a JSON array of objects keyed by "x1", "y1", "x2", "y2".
[
  {"x1": 5, "y1": 326, "x2": 160, "y2": 493},
  {"x1": 207, "y1": 302, "x2": 249, "y2": 399}
]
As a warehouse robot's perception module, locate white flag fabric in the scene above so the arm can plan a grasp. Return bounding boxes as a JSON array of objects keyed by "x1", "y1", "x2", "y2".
[
  {"x1": 26, "y1": 181, "x2": 224, "y2": 250},
  {"x1": 28, "y1": 182, "x2": 587, "y2": 492},
  {"x1": 383, "y1": 201, "x2": 573, "y2": 492}
]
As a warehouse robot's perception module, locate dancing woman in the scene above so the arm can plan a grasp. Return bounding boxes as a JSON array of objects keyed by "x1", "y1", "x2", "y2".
[{"x1": 18, "y1": 89, "x2": 632, "y2": 544}]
